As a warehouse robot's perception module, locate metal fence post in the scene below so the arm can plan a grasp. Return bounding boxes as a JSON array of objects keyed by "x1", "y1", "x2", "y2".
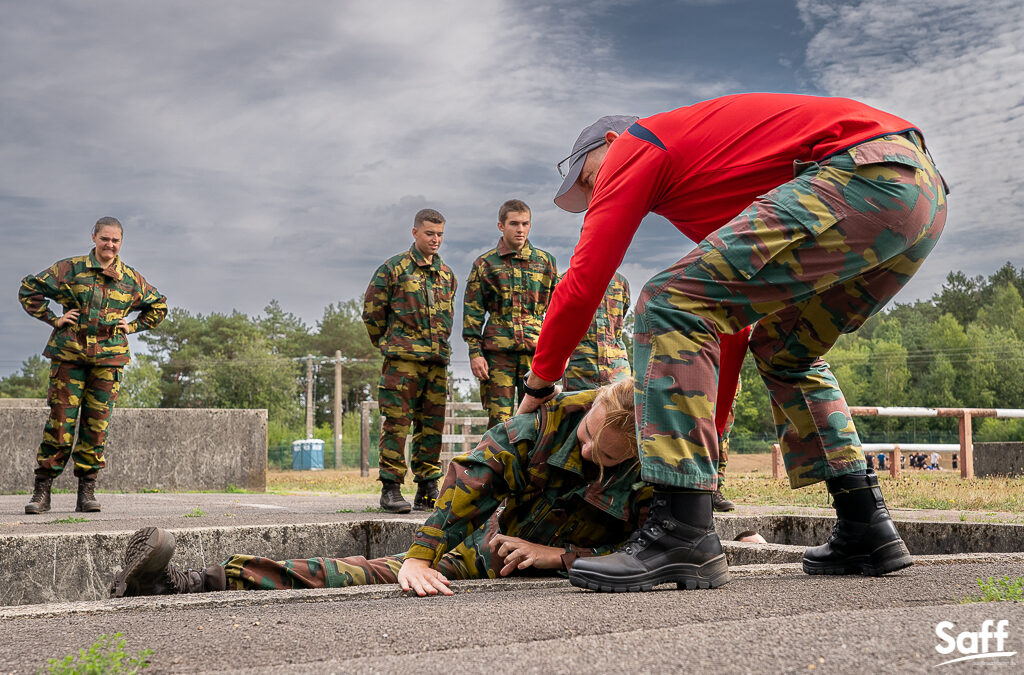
[{"x1": 959, "y1": 412, "x2": 974, "y2": 479}]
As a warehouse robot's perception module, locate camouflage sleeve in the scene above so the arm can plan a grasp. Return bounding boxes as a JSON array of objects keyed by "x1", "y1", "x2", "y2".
[
  {"x1": 560, "y1": 480, "x2": 652, "y2": 567},
  {"x1": 361, "y1": 264, "x2": 391, "y2": 349},
  {"x1": 406, "y1": 421, "x2": 532, "y2": 564},
  {"x1": 127, "y1": 273, "x2": 167, "y2": 333},
  {"x1": 461, "y1": 262, "x2": 486, "y2": 359},
  {"x1": 18, "y1": 263, "x2": 62, "y2": 327}
]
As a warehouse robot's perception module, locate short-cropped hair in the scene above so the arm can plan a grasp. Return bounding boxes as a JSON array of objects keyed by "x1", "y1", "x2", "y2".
[
  {"x1": 498, "y1": 199, "x2": 530, "y2": 224},
  {"x1": 93, "y1": 216, "x2": 123, "y2": 235},
  {"x1": 414, "y1": 208, "x2": 446, "y2": 228}
]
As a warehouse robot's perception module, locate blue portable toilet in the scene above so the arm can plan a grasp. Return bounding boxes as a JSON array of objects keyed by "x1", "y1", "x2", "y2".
[{"x1": 292, "y1": 439, "x2": 325, "y2": 470}]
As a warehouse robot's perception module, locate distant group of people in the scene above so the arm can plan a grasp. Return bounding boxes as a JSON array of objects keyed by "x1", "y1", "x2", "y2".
[
  {"x1": 868, "y1": 451, "x2": 950, "y2": 472},
  {"x1": 20, "y1": 92, "x2": 948, "y2": 600}
]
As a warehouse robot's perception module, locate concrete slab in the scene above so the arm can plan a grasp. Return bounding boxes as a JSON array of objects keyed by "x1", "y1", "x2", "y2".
[{"x1": 1, "y1": 561, "x2": 1020, "y2": 673}]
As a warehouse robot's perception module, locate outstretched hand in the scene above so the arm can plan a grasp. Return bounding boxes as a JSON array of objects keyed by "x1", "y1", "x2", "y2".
[
  {"x1": 488, "y1": 534, "x2": 563, "y2": 576},
  {"x1": 397, "y1": 558, "x2": 453, "y2": 597}
]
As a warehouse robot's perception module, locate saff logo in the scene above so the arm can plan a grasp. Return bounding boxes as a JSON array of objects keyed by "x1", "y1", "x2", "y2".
[{"x1": 934, "y1": 619, "x2": 1016, "y2": 667}]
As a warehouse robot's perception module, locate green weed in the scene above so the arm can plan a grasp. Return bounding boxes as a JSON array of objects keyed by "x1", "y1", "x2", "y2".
[
  {"x1": 46, "y1": 516, "x2": 90, "y2": 525},
  {"x1": 964, "y1": 576, "x2": 1024, "y2": 603},
  {"x1": 182, "y1": 507, "x2": 205, "y2": 518},
  {"x1": 44, "y1": 633, "x2": 152, "y2": 674}
]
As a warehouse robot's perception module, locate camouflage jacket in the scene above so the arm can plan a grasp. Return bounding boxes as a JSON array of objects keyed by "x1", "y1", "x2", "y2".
[
  {"x1": 563, "y1": 272, "x2": 631, "y2": 390},
  {"x1": 406, "y1": 389, "x2": 653, "y2": 567},
  {"x1": 19, "y1": 251, "x2": 167, "y2": 367},
  {"x1": 462, "y1": 238, "x2": 558, "y2": 357},
  {"x1": 362, "y1": 245, "x2": 457, "y2": 364}
]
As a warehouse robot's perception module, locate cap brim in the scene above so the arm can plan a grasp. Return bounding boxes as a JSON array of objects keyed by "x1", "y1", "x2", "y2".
[{"x1": 553, "y1": 153, "x2": 588, "y2": 213}]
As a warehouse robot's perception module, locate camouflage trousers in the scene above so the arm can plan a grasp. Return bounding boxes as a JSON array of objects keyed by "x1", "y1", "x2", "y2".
[
  {"x1": 480, "y1": 350, "x2": 532, "y2": 427},
  {"x1": 377, "y1": 358, "x2": 447, "y2": 484},
  {"x1": 634, "y1": 133, "x2": 947, "y2": 490},
  {"x1": 37, "y1": 361, "x2": 122, "y2": 478},
  {"x1": 562, "y1": 355, "x2": 631, "y2": 392},
  {"x1": 220, "y1": 528, "x2": 524, "y2": 590}
]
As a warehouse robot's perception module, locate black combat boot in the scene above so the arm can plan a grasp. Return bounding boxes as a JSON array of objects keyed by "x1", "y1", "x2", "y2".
[
  {"x1": 802, "y1": 469, "x2": 913, "y2": 576},
  {"x1": 379, "y1": 480, "x2": 411, "y2": 513},
  {"x1": 712, "y1": 488, "x2": 735, "y2": 512},
  {"x1": 110, "y1": 527, "x2": 227, "y2": 597},
  {"x1": 569, "y1": 490, "x2": 731, "y2": 592},
  {"x1": 413, "y1": 479, "x2": 439, "y2": 511},
  {"x1": 76, "y1": 473, "x2": 102, "y2": 512},
  {"x1": 24, "y1": 475, "x2": 54, "y2": 515}
]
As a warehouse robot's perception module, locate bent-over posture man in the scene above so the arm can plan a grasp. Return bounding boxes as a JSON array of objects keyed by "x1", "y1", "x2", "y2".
[
  {"x1": 110, "y1": 380, "x2": 653, "y2": 597},
  {"x1": 519, "y1": 93, "x2": 948, "y2": 592},
  {"x1": 363, "y1": 208, "x2": 457, "y2": 513},
  {"x1": 464, "y1": 199, "x2": 558, "y2": 426},
  {"x1": 20, "y1": 217, "x2": 167, "y2": 514}
]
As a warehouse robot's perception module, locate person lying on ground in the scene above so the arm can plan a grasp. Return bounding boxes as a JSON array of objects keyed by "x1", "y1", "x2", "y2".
[{"x1": 110, "y1": 379, "x2": 653, "y2": 598}]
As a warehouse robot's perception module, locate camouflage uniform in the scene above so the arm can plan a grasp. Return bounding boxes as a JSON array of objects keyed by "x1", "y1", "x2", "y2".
[
  {"x1": 363, "y1": 245, "x2": 456, "y2": 484},
  {"x1": 717, "y1": 377, "x2": 740, "y2": 488},
  {"x1": 19, "y1": 251, "x2": 167, "y2": 478},
  {"x1": 216, "y1": 390, "x2": 653, "y2": 590},
  {"x1": 634, "y1": 133, "x2": 947, "y2": 489},
  {"x1": 463, "y1": 238, "x2": 558, "y2": 426},
  {"x1": 562, "y1": 272, "x2": 631, "y2": 391}
]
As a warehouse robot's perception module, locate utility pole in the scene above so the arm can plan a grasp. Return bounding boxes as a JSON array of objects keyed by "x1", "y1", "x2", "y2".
[
  {"x1": 334, "y1": 350, "x2": 343, "y2": 470},
  {"x1": 305, "y1": 354, "x2": 314, "y2": 440}
]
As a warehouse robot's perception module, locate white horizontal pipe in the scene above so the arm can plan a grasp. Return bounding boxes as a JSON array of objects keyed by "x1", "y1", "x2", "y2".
[{"x1": 862, "y1": 444, "x2": 961, "y2": 451}]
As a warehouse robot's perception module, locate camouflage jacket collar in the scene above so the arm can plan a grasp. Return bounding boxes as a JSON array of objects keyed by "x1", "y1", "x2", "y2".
[
  {"x1": 536, "y1": 390, "x2": 641, "y2": 523},
  {"x1": 407, "y1": 244, "x2": 442, "y2": 271},
  {"x1": 87, "y1": 249, "x2": 124, "y2": 281},
  {"x1": 496, "y1": 237, "x2": 533, "y2": 260}
]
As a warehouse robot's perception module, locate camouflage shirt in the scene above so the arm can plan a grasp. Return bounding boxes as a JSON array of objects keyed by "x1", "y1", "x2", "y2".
[
  {"x1": 362, "y1": 245, "x2": 457, "y2": 364},
  {"x1": 406, "y1": 389, "x2": 653, "y2": 566},
  {"x1": 19, "y1": 250, "x2": 167, "y2": 367},
  {"x1": 462, "y1": 238, "x2": 558, "y2": 357},
  {"x1": 565, "y1": 272, "x2": 631, "y2": 386}
]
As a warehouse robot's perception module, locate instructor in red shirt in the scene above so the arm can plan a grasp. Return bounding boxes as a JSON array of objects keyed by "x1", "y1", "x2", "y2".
[{"x1": 516, "y1": 93, "x2": 948, "y2": 592}]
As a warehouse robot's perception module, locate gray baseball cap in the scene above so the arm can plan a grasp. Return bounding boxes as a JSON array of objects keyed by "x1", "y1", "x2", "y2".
[{"x1": 553, "y1": 114, "x2": 638, "y2": 213}]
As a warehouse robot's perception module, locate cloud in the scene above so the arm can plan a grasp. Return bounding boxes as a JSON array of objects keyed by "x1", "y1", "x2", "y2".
[{"x1": 796, "y1": 0, "x2": 1024, "y2": 300}]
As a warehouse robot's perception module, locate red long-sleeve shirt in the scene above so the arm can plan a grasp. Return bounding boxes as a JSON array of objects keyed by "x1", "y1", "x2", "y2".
[{"x1": 533, "y1": 93, "x2": 918, "y2": 421}]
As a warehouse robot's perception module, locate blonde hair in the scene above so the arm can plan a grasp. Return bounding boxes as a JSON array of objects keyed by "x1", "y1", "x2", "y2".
[{"x1": 588, "y1": 377, "x2": 639, "y2": 478}]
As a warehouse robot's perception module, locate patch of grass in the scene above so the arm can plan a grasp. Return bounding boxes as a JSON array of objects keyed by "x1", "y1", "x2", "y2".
[
  {"x1": 335, "y1": 508, "x2": 355, "y2": 513},
  {"x1": 46, "y1": 516, "x2": 90, "y2": 524},
  {"x1": 182, "y1": 507, "x2": 205, "y2": 518},
  {"x1": 963, "y1": 576, "x2": 1024, "y2": 603},
  {"x1": 140, "y1": 488, "x2": 160, "y2": 493},
  {"x1": 44, "y1": 632, "x2": 152, "y2": 674},
  {"x1": 267, "y1": 469, "x2": 394, "y2": 496},
  {"x1": 224, "y1": 484, "x2": 249, "y2": 494}
]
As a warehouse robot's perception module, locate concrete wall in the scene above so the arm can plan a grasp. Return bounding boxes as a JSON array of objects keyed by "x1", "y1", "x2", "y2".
[
  {"x1": 974, "y1": 442, "x2": 1024, "y2": 478},
  {"x1": 0, "y1": 399, "x2": 44, "y2": 407},
  {"x1": 0, "y1": 407, "x2": 267, "y2": 493}
]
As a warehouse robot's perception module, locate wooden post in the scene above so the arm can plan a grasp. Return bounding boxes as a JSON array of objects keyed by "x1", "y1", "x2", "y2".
[
  {"x1": 333, "y1": 351, "x2": 343, "y2": 471},
  {"x1": 890, "y1": 445, "x2": 901, "y2": 480},
  {"x1": 305, "y1": 355, "x2": 314, "y2": 440},
  {"x1": 771, "y1": 443, "x2": 782, "y2": 479},
  {"x1": 360, "y1": 401, "x2": 371, "y2": 478},
  {"x1": 959, "y1": 412, "x2": 975, "y2": 479}
]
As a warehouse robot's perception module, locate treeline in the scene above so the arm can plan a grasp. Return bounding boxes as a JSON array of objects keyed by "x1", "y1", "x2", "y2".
[{"x1": 3, "y1": 263, "x2": 1023, "y2": 448}]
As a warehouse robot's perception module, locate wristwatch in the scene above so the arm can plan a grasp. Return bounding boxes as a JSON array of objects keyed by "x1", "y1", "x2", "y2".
[{"x1": 522, "y1": 370, "x2": 556, "y2": 398}]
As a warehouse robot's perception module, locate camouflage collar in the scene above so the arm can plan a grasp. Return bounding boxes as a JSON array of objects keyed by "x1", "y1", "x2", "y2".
[
  {"x1": 87, "y1": 250, "x2": 124, "y2": 281},
  {"x1": 407, "y1": 244, "x2": 441, "y2": 270},
  {"x1": 541, "y1": 391, "x2": 639, "y2": 522},
  {"x1": 496, "y1": 237, "x2": 533, "y2": 259}
]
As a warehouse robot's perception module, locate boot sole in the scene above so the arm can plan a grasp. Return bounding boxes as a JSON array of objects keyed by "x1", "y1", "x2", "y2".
[
  {"x1": 802, "y1": 539, "x2": 914, "y2": 577},
  {"x1": 24, "y1": 504, "x2": 51, "y2": 515},
  {"x1": 75, "y1": 504, "x2": 102, "y2": 513},
  {"x1": 568, "y1": 554, "x2": 731, "y2": 593},
  {"x1": 110, "y1": 527, "x2": 176, "y2": 598},
  {"x1": 380, "y1": 503, "x2": 412, "y2": 514}
]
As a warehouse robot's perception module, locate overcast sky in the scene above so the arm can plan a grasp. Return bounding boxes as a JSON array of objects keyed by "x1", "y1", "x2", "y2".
[{"x1": 2, "y1": 0, "x2": 1022, "y2": 382}]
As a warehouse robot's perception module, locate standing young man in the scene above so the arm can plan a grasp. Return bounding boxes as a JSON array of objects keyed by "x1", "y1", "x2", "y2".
[
  {"x1": 463, "y1": 200, "x2": 558, "y2": 427},
  {"x1": 363, "y1": 209, "x2": 457, "y2": 513},
  {"x1": 19, "y1": 216, "x2": 167, "y2": 514},
  {"x1": 518, "y1": 94, "x2": 948, "y2": 591},
  {"x1": 561, "y1": 270, "x2": 631, "y2": 391}
]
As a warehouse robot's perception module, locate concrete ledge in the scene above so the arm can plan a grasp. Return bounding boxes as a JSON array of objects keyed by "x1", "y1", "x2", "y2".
[
  {"x1": 0, "y1": 398, "x2": 44, "y2": 407},
  {"x1": 975, "y1": 441, "x2": 1024, "y2": 477},
  {"x1": 0, "y1": 518, "x2": 420, "y2": 607},
  {"x1": 0, "y1": 407, "x2": 267, "y2": 493}
]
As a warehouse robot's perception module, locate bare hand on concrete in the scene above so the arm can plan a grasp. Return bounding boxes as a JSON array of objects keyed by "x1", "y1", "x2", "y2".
[{"x1": 398, "y1": 558, "x2": 453, "y2": 597}]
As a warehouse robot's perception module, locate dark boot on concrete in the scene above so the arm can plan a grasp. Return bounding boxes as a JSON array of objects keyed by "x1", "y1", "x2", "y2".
[
  {"x1": 412, "y1": 479, "x2": 439, "y2": 511},
  {"x1": 24, "y1": 475, "x2": 54, "y2": 515},
  {"x1": 76, "y1": 473, "x2": 102, "y2": 512},
  {"x1": 380, "y1": 480, "x2": 411, "y2": 514},
  {"x1": 712, "y1": 488, "x2": 735, "y2": 512},
  {"x1": 569, "y1": 490, "x2": 730, "y2": 592},
  {"x1": 802, "y1": 469, "x2": 913, "y2": 577},
  {"x1": 111, "y1": 527, "x2": 227, "y2": 597}
]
